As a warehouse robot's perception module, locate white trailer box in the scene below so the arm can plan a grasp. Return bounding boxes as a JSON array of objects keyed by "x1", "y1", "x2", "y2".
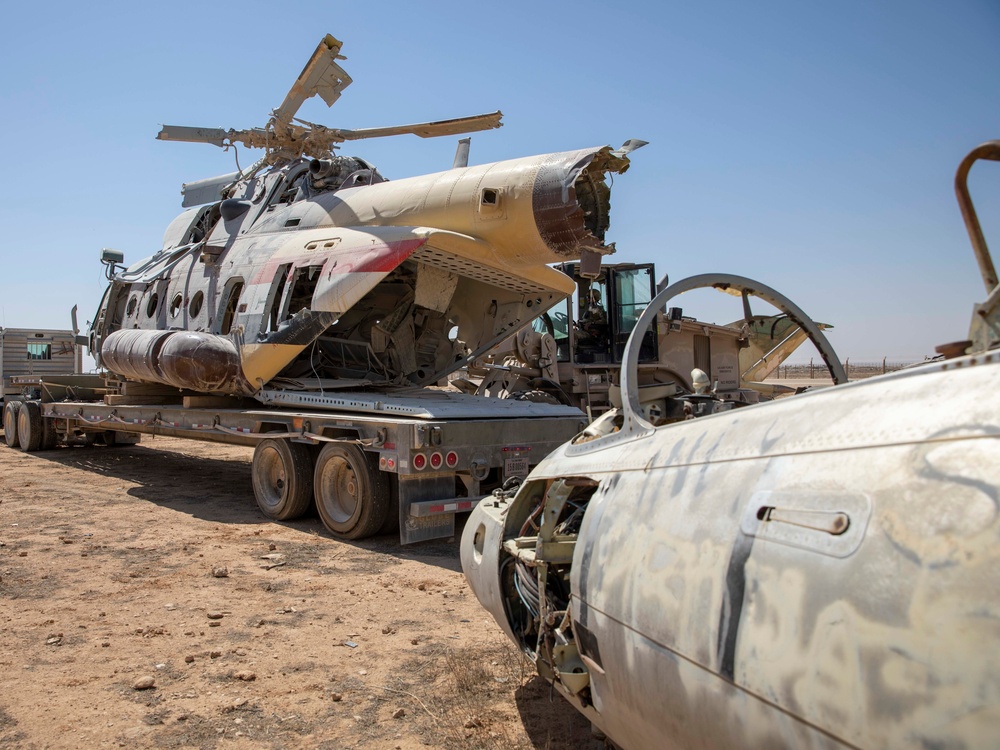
[{"x1": 0, "y1": 328, "x2": 81, "y2": 403}]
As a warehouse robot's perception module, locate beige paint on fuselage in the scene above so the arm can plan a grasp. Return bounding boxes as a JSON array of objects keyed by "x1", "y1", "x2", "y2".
[
  {"x1": 120, "y1": 146, "x2": 614, "y2": 343},
  {"x1": 252, "y1": 148, "x2": 622, "y2": 270},
  {"x1": 239, "y1": 342, "x2": 304, "y2": 390}
]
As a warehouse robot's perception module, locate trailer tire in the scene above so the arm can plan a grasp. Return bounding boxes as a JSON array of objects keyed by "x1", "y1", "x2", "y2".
[
  {"x1": 41, "y1": 415, "x2": 58, "y2": 450},
  {"x1": 3, "y1": 401, "x2": 21, "y2": 448},
  {"x1": 252, "y1": 439, "x2": 314, "y2": 521},
  {"x1": 314, "y1": 443, "x2": 390, "y2": 540},
  {"x1": 16, "y1": 402, "x2": 43, "y2": 452}
]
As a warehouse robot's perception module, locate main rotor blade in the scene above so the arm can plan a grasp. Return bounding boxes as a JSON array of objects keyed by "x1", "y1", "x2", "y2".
[
  {"x1": 272, "y1": 34, "x2": 352, "y2": 128},
  {"x1": 335, "y1": 111, "x2": 503, "y2": 141},
  {"x1": 613, "y1": 138, "x2": 649, "y2": 157},
  {"x1": 157, "y1": 125, "x2": 230, "y2": 147}
]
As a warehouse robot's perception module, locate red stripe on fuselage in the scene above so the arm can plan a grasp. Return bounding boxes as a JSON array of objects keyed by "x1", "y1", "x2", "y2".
[
  {"x1": 348, "y1": 237, "x2": 427, "y2": 273},
  {"x1": 249, "y1": 236, "x2": 427, "y2": 286}
]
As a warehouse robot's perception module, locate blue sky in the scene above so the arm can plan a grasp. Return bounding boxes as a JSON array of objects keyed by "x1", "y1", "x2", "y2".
[{"x1": 1, "y1": 0, "x2": 997, "y2": 364}]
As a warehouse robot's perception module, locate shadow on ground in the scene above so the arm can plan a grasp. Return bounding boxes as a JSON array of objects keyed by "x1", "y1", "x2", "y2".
[
  {"x1": 13, "y1": 441, "x2": 464, "y2": 569},
  {"x1": 514, "y1": 676, "x2": 604, "y2": 749}
]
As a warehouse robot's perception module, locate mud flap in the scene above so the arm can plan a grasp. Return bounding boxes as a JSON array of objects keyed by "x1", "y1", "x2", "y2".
[{"x1": 399, "y1": 475, "x2": 456, "y2": 544}]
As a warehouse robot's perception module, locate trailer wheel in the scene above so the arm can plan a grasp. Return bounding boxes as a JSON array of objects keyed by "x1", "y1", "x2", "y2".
[
  {"x1": 41, "y1": 416, "x2": 58, "y2": 450},
  {"x1": 3, "y1": 401, "x2": 21, "y2": 448},
  {"x1": 252, "y1": 439, "x2": 314, "y2": 521},
  {"x1": 314, "y1": 443, "x2": 390, "y2": 540},
  {"x1": 16, "y1": 402, "x2": 43, "y2": 452}
]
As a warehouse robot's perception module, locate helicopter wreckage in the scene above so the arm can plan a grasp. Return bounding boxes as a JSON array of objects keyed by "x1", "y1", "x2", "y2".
[{"x1": 90, "y1": 34, "x2": 646, "y2": 399}]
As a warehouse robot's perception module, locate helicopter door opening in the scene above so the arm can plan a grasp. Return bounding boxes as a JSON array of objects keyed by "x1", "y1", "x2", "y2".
[
  {"x1": 90, "y1": 281, "x2": 129, "y2": 362},
  {"x1": 219, "y1": 279, "x2": 245, "y2": 335},
  {"x1": 286, "y1": 265, "x2": 325, "y2": 317},
  {"x1": 105, "y1": 282, "x2": 129, "y2": 332},
  {"x1": 265, "y1": 264, "x2": 292, "y2": 333}
]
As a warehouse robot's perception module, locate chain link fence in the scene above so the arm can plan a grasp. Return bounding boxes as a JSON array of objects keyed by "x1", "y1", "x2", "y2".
[{"x1": 776, "y1": 358, "x2": 926, "y2": 380}]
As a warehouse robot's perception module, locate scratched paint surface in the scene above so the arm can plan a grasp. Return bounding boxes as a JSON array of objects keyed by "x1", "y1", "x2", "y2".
[{"x1": 465, "y1": 355, "x2": 1000, "y2": 749}]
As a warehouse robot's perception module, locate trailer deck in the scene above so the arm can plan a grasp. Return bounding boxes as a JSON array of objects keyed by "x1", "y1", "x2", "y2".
[{"x1": 4, "y1": 374, "x2": 586, "y2": 544}]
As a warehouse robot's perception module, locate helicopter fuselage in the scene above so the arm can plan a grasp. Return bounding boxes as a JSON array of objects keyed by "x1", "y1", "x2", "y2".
[{"x1": 92, "y1": 146, "x2": 633, "y2": 395}]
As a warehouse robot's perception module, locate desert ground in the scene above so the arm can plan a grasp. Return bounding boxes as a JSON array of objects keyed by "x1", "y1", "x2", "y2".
[{"x1": 0, "y1": 435, "x2": 599, "y2": 750}]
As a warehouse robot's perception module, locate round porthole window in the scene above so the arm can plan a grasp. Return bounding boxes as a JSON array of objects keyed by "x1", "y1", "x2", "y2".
[
  {"x1": 126, "y1": 296, "x2": 137, "y2": 317},
  {"x1": 146, "y1": 293, "x2": 159, "y2": 318},
  {"x1": 169, "y1": 294, "x2": 183, "y2": 318}
]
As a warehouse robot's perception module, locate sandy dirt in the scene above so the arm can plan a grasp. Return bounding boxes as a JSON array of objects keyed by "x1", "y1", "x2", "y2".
[{"x1": 0, "y1": 435, "x2": 598, "y2": 750}]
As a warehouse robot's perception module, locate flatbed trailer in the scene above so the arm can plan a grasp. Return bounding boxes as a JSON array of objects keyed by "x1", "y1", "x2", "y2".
[{"x1": 3, "y1": 374, "x2": 585, "y2": 544}]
